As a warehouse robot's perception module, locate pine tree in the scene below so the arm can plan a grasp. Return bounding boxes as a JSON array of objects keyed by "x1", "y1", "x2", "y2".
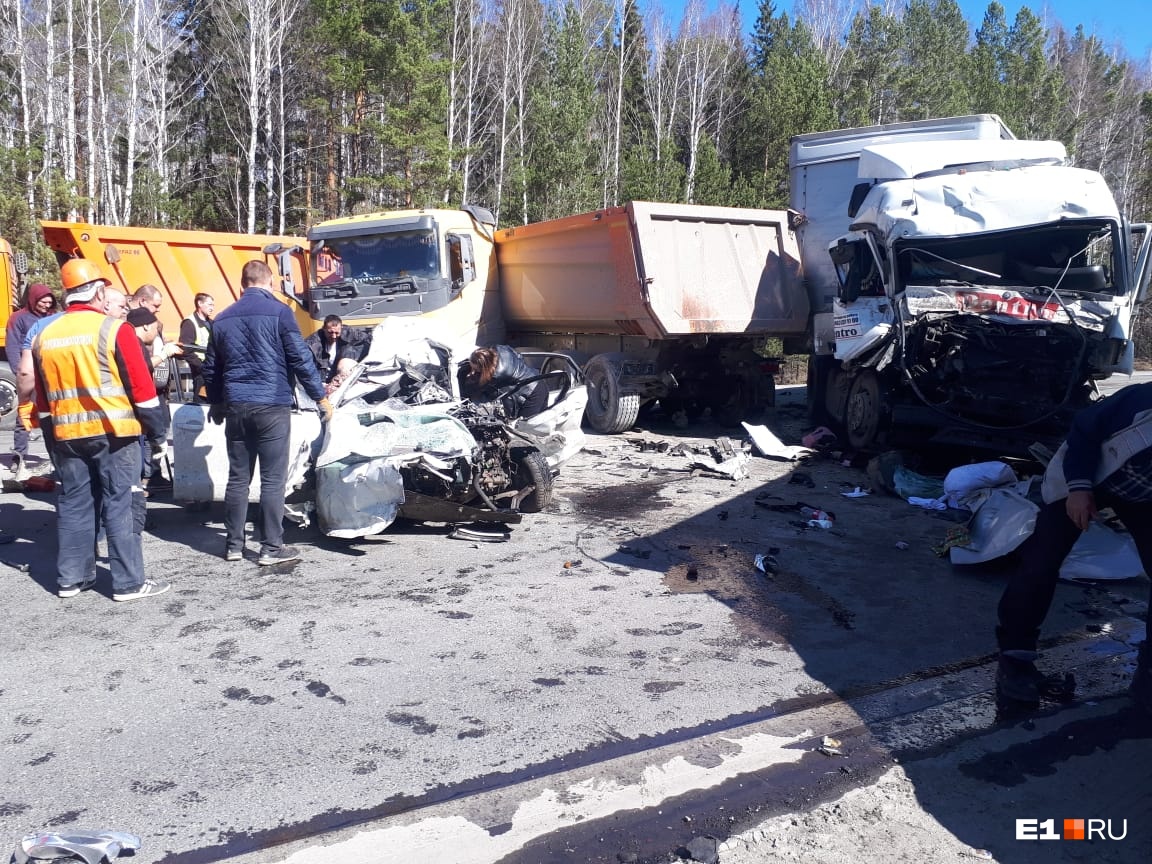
[
  {"x1": 525, "y1": 1, "x2": 603, "y2": 221},
  {"x1": 897, "y1": 0, "x2": 972, "y2": 120},
  {"x1": 733, "y1": 1, "x2": 834, "y2": 208}
]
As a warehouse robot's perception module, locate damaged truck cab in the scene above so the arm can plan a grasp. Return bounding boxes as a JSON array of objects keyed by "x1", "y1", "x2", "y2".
[{"x1": 793, "y1": 116, "x2": 1152, "y2": 453}]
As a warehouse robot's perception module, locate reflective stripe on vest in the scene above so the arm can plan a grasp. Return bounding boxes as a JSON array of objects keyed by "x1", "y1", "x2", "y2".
[{"x1": 33, "y1": 312, "x2": 142, "y2": 441}]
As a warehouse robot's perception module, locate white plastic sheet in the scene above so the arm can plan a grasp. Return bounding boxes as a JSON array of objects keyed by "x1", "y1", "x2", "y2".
[
  {"x1": 1060, "y1": 522, "x2": 1146, "y2": 581},
  {"x1": 741, "y1": 423, "x2": 810, "y2": 460}
]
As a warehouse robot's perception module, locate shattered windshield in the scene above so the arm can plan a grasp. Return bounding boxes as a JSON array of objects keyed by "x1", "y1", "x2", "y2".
[
  {"x1": 321, "y1": 230, "x2": 440, "y2": 283},
  {"x1": 896, "y1": 222, "x2": 1121, "y2": 296}
]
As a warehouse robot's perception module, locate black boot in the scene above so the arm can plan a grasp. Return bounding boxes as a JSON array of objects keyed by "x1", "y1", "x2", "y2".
[
  {"x1": 1131, "y1": 641, "x2": 1152, "y2": 715},
  {"x1": 997, "y1": 651, "x2": 1044, "y2": 705}
]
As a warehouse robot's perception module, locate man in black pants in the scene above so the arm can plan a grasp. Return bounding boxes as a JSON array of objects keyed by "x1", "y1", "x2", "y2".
[
  {"x1": 996, "y1": 382, "x2": 1152, "y2": 710},
  {"x1": 203, "y1": 261, "x2": 330, "y2": 565}
]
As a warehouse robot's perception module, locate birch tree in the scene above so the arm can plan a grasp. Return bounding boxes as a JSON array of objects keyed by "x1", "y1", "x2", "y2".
[{"x1": 674, "y1": 1, "x2": 740, "y2": 203}]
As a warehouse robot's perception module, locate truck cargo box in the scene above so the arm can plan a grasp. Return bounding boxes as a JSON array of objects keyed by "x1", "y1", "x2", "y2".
[
  {"x1": 495, "y1": 202, "x2": 807, "y2": 340},
  {"x1": 41, "y1": 221, "x2": 326, "y2": 340}
]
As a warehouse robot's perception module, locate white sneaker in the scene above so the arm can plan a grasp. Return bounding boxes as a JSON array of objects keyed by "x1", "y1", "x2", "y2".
[{"x1": 113, "y1": 578, "x2": 172, "y2": 602}]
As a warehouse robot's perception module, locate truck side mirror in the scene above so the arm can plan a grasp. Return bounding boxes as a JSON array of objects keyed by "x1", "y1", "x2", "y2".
[
  {"x1": 447, "y1": 234, "x2": 475, "y2": 294},
  {"x1": 830, "y1": 241, "x2": 863, "y2": 303},
  {"x1": 265, "y1": 244, "x2": 307, "y2": 308},
  {"x1": 847, "y1": 183, "x2": 872, "y2": 219}
]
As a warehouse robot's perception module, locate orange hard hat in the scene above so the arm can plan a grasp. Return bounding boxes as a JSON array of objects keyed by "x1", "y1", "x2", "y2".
[{"x1": 60, "y1": 258, "x2": 111, "y2": 293}]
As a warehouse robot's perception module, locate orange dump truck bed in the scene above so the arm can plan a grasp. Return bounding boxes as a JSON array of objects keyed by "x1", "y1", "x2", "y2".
[
  {"x1": 40, "y1": 221, "x2": 318, "y2": 339},
  {"x1": 495, "y1": 201, "x2": 809, "y2": 339}
]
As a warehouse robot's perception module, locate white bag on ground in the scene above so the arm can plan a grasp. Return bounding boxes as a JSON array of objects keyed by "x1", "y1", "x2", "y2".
[
  {"x1": 943, "y1": 461, "x2": 1017, "y2": 509},
  {"x1": 1059, "y1": 522, "x2": 1146, "y2": 581},
  {"x1": 950, "y1": 488, "x2": 1038, "y2": 565}
]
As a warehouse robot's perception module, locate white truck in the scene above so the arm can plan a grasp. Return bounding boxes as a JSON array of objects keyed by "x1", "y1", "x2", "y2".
[{"x1": 791, "y1": 114, "x2": 1151, "y2": 453}]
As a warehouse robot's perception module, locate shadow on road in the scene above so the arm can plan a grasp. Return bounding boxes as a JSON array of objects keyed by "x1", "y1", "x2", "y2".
[{"x1": 508, "y1": 396, "x2": 1152, "y2": 863}]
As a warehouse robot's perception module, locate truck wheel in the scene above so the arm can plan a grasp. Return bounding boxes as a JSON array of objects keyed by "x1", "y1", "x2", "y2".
[
  {"x1": 0, "y1": 368, "x2": 17, "y2": 417},
  {"x1": 844, "y1": 370, "x2": 887, "y2": 450},
  {"x1": 584, "y1": 354, "x2": 640, "y2": 434},
  {"x1": 512, "y1": 449, "x2": 553, "y2": 513}
]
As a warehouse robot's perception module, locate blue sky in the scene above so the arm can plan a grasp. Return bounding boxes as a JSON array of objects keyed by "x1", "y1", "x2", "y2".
[
  {"x1": 957, "y1": 1, "x2": 1152, "y2": 60},
  {"x1": 649, "y1": 2, "x2": 1152, "y2": 63}
]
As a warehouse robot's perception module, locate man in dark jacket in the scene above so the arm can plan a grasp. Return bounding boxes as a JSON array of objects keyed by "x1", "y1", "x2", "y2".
[
  {"x1": 305, "y1": 315, "x2": 371, "y2": 384},
  {"x1": 996, "y1": 382, "x2": 1152, "y2": 712},
  {"x1": 6, "y1": 283, "x2": 57, "y2": 472},
  {"x1": 202, "y1": 261, "x2": 330, "y2": 566}
]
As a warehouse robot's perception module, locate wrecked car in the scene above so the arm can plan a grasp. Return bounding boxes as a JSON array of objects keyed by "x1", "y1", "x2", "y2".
[
  {"x1": 173, "y1": 326, "x2": 587, "y2": 539},
  {"x1": 312, "y1": 335, "x2": 586, "y2": 537}
]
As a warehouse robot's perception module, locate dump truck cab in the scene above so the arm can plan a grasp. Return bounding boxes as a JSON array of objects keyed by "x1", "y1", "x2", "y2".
[{"x1": 295, "y1": 205, "x2": 504, "y2": 357}]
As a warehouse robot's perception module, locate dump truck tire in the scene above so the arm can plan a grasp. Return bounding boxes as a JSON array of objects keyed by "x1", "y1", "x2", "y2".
[
  {"x1": 0, "y1": 368, "x2": 17, "y2": 418},
  {"x1": 584, "y1": 353, "x2": 640, "y2": 434},
  {"x1": 513, "y1": 449, "x2": 553, "y2": 513},
  {"x1": 844, "y1": 370, "x2": 888, "y2": 450}
]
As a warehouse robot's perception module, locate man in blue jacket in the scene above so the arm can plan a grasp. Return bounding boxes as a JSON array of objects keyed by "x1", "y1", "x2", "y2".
[
  {"x1": 202, "y1": 260, "x2": 331, "y2": 565},
  {"x1": 996, "y1": 382, "x2": 1152, "y2": 712}
]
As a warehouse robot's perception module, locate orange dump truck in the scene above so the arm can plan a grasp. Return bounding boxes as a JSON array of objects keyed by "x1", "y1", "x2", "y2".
[
  {"x1": 1, "y1": 235, "x2": 28, "y2": 415},
  {"x1": 39, "y1": 221, "x2": 335, "y2": 342}
]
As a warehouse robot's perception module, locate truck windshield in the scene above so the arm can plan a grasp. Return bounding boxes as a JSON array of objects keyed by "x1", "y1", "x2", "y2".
[
  {"x1": 896, "y1": 221, "x2": 1122, "y2": 296},
  {"x1": 321, "y1": 230, "x2": 440, "y2": 282}
]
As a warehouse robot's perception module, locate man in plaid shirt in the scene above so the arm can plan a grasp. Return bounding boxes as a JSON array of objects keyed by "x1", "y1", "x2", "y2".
[{"x1": 997, "y1": 382, "x2": 1152, "y2": 710}]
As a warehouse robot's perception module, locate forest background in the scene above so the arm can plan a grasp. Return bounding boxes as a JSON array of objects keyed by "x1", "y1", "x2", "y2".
[{"x1": 1, "y1": 0, "x2": 1150, "y2": 353}]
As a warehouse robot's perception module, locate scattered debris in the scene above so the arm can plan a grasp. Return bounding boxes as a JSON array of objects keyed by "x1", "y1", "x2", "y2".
[
  {"x1": 895, "y1": 540, "x2": 910, "y2": 551},
  {"x1": 931, "y1": 525, "x2": 972, "y2": 557},
  {"x1": 1, "y1": 558, "x2": 31, "y2": 573},
  {"x1": 19, "y1": 475, "x2": 57, "y2": 493},
  {"x1": 801, "y1": 425, "x2": 838, "y2": 448},
  {"x1": 787, "y1": 471, "x2": 815, "y2": 488},
  {"x1": 754, "y1": 553, "x2": 779, "y2": 575},
  {"x1": 817, "y1": 738, "x2": 846, "y2": 756},
  {"x1": 690, "y1": 452, "x2": 750, "y2": 480},
  {"x1": 685, "y1": 566, "x2": 699, "y2": 581},
  {"x1": 741, "y1": 422, "x2": 811, "y2": 461},
  {"x1": 15, "y1": 831, "x2": 141, "y2": 864},
  {"x1": 448, "y1": 525, "x2": 511, "y2": 543},
  {"x1": 962, "y1": 849, "x2": 995, "y2": 860},
  {"x1": 840, "y1": 486, "x2": 871, "y2": 498},
  {"x1": 629, "y1": 438, "x2": 670, "y2": 453},
  {"x1": 892, "y1": 466, "x2": 945, "y2": 500},
  {"x1": 562, "y1": 559, "x2": 584, "y2": 569},
  {"x1": 908, "y1": 496, "x2": 947, "y2": 511}
]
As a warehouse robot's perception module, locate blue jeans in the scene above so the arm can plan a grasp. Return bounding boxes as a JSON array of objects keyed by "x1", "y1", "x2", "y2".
[
  {"x1": 54, "y1": 435, "x2": 144, "y2": 592},
  {"x1": 224, "y1": 404, "x2": 290, "y2": 556}
]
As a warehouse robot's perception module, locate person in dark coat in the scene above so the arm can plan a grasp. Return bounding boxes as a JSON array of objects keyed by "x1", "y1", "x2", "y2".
[
  {"x1": 6, "y1": 283, "x2": 57, "y2": 471},
  {"x1": 202, "y1": 260, "x2": 329, "y2": 566},
  {"x1": 996, "y1": 382, "x2": 1152, "y2": 713},
  {"x1": 460, "y1": 345, "x2": 548, "y2": 418},
  {"x1": 305, "y1": 315, "x2": 371, "y2": 383}
]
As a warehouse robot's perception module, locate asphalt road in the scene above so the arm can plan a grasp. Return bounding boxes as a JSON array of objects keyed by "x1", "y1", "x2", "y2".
[{"x1": 2, "y1": 377, "x2": 1150, "y2": 864}]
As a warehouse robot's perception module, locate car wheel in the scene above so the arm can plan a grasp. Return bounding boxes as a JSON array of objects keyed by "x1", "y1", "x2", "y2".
[{"x1": 512, "y1": 449, "x2": 553, "y2": 513}]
